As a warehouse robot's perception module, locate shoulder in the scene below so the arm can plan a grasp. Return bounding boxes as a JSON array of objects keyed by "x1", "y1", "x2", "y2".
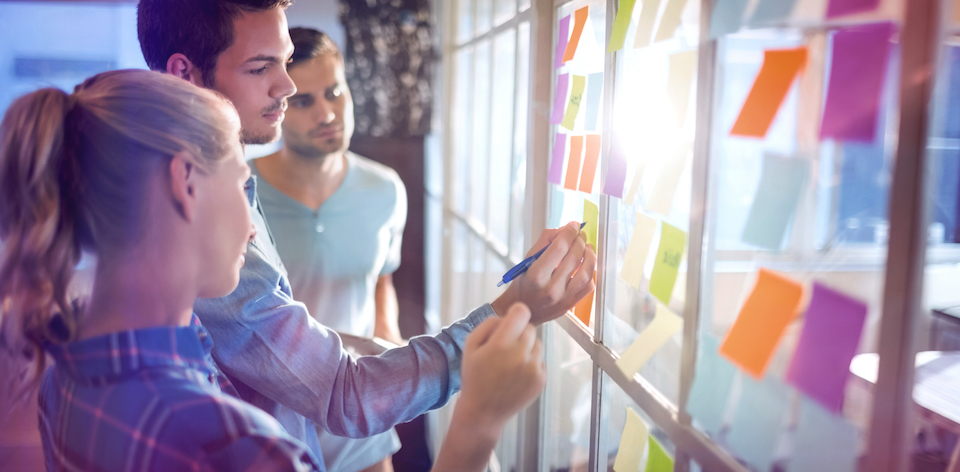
[{"x1": 347, "y1": 152, "x2": 405, "y2": 195}]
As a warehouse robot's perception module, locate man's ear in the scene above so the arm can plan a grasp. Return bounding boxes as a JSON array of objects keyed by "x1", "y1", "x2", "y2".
[
  {"x1": 169, "y1": 152, "x2": 197, "y2": 222},
  {"x1": 166, "y1": 53, "x2": 205, "y2": 86}
]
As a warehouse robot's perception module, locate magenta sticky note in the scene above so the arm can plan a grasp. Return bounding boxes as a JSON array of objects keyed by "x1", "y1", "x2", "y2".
[
  {"x1": 555, "y1": 15, "x2": 571, "y2": 69},
  {"x1": 602, "y1": 134, "x2": 627, "y2": 198},
  {"x1": 551, "y1": 73, "x2": 570, "y2": 125},
  {"x1": 819, "y1": 22, "x2": 894, "y2": 143},
  {"x1": 549, "y1": 133, "x2": 567, "y2": 185},
  {"x1": 826, "y1": 0, "x2": 880, "y2": 18},
  {"x1": 786, "y1": 282, "x2": 868, "y2": 413}
]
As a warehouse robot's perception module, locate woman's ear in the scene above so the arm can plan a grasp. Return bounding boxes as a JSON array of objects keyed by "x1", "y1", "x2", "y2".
[
  {"x1": 166, "y1": 53, "x2": 205, "y2": 86},
  {"x1": 169, "y1": 152, "x2": 197, "y2": 222}
]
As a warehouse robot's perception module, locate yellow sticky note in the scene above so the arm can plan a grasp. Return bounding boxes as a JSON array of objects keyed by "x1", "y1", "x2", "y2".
[
  {"x1": 649, "y1": 222, "x2": 685, "y2": 306},
  {"x1": 608, "y1": 0, "x2": 639, "y2": 52},
  {"x1": 653, "y1": 0, "x2": 689, "y2": 43},
  {"x1": 583, "y1": 200, "x2": 599, "y2": 249},
  {"x1": 613, "y1": 407, "x2": 649, "y2": 472},
  {"x1": 645, "y1": 144, "x2": 689, "y2": 216},
  {"x1": 616, "y1": 303, "x2": 683, "y2": 378},
  {"x1": 667, "y1": 50, "x2": 698, "y2": 128},
  {"x1": 619, "y1": 212, "x2": 658, "y2": 290},
  {"x1": 633, "y1": 0, "x2": 663, "y2": 49},
  {"x1": 624, "y1": 159, "x2": 648, "y2": 203},
  {"x1": 561, "y1": 75, "x2": 586, "y2": 130},
  {"x1": 644, "y1": 435, "x2": 674, "y2": 472}
]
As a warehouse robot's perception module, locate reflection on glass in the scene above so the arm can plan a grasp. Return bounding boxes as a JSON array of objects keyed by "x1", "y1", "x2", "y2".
[
  {"x1": 471, "y1": 40, "x2": 492, "y2": 228},
  {"x1": 453, "y1": 47, "x2": 474, "y2": 215},
  {"x1": 542, "y1": 324, "x2": 593, "y2": 472},
  {"x1": 489, "y1": 28, "x2": 518, "y2": 249},
  {"x1": 510, "y1": 21, "x2": 531, "y2": 261}
]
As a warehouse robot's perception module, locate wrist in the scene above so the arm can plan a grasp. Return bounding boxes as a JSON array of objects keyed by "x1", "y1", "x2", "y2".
[{"x1": 453, "y1": 395, "x2": 508, "y2": 443}]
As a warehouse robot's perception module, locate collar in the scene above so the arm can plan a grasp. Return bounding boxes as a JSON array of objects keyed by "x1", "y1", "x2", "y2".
[{"x1": 244, "y1": 175, "x2": 258, "y2": 207}]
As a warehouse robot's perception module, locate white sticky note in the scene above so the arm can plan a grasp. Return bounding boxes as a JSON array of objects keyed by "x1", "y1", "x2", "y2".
[
  {"x1": 613, "y1": 407, "x2": 649, "y2": 472},
  {"x1": 616, "y1": 304, "x2": 683, "y2": 378},
  {"x1": 620, "y1": 212, "x2": 658, "y2": 290},
  {"x1": 645, "y1": 144, "x2": 689, "y2": 216}
]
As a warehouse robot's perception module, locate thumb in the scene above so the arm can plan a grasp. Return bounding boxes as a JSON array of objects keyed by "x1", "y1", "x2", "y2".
[{"x1": 465, "y1": 315, "x2": 501, "y2": 351}]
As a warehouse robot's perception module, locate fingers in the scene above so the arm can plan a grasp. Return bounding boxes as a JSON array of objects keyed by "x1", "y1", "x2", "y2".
[
  {"x1": 549, "y1": 232, "x2": 588, "y2": 287},
  {"x1": 465, "y1": 315, "x2": 501, "y2": 351},
  {"x1": 490, "y1": 302, "x2": 532, "y2": 346},
  {"x1": 525, "y1": 221, "x2": 580, "y2": 258},
  {"x1": 566, "y1": 241, "x2": 597, "y2": 293},
  {"x1": 525, "y1": 222, "x2": 581, "y2": 286}
]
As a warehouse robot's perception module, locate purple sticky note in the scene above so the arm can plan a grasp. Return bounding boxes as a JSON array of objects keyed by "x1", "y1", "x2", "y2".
[
  {"x1": 819, "y1": 22, "x2": 894, "y2": 143},
  {"x1": 549, "y1": 133, "x2": 567, "y2": 185},
  {"x1": 786, "y1": 282, "x2": 868, "y2": 414},
  {"x1": 602, "y1": 135, "x2": 627, "y2": 198},
  {"x1": 555, "y1": 15, "x2": 571, "y2": 69},
  {"x1": 826, "y1": 0, "x2": 880, "y2": 18},
  {"x1": 551, "y1": 73, "x2": 570, "y2": 125}
]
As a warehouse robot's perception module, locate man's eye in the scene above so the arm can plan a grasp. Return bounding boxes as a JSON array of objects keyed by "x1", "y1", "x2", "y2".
[
  {"x1": 251, "y1": 66, "x2": 269, "y2": 75},
  {"x1": 325, "y1": 88, "x2": 342, "y2": 101}
]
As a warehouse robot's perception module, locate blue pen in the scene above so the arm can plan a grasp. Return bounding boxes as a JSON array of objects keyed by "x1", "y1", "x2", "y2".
[{"x1": 497, "y1": 222, "x2": 588, "y2": 287}]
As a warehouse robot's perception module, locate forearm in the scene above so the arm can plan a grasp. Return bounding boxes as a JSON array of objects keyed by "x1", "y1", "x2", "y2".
[
  {"x1": 374, "y1": 275, "x2": 402, "y2": 344},
  {"x1": 431, "y1": 399, "x2": 505, "y2": 472}
]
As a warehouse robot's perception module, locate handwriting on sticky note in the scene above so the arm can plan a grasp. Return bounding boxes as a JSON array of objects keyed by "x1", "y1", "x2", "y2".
[
  {"x1": 562, "y1": 75, "x2": 586, "y2": 130},
  {"x1": 613, "y1": 407, "x2": 648, "y2": 472},
  {"x1": 719, "y1": 268, "x2": 804, "y2": 378},
  {"x1": 549, "y1": 133, "x2": 567, "y2": 186},
  {"x1": 646, "y1": 144, "x2": 688, "y2": 215},
  {"x1": 786, "y1": 283, "x2": 867, "y2": 413},
  {"x1": 579, "y1": 134, "x2": 602, "y2": 193},
  {"x1": 555, "y1": 15, "x2": 571, "y2": 69},
  {"x1": 551, "y1": 73, "x2": 570, "y2": 125},
  {"x1": 741, "y1": 153, "x2": 808, "y2": 250},
  {"x1": 616, "y1": 304, "x2": 683, "y2": 378},
  {"x1": 644, "y1": 435, "x2": 674, "y2": 472},
  {"x1": 648, "y1": 222, "x2": 686, "y2": 305},
  {"x1": 654, "y1": 0, "x2": 688, "y2": 43},
  {"x1": 583, "y1": 200, "x2": 599, "y2": 249},
  {"x1": 565, "y1": 135, "x2": 584, "y2": 190},
  {"x1": 634, "y1": 0, "x2": 663, "y2": 48},
  {"x1": 620, "y1": 212, "x2": 658, "y2": 290},
  {"x1": 731, "y1": 47, "x2": 807, "y2": 138},
  {"x1": 726, "y1": 375, "x2": 790, "y2": 472},
  {"x1": 563, "y1": 6, "x2": 589, "y2": 62},
  {"x1": 786, "y1": 397, "x2": 858, "y2": 472}
]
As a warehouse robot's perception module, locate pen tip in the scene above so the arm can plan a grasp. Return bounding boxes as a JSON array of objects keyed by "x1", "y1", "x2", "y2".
[{"x1": 497, "y1": 281, "x2": 505, "y2": 287}]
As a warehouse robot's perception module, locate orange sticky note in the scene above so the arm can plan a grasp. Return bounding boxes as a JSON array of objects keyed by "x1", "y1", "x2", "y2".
[
  {"x1": 563, "y1": 6, "x2": 589, "y2": 63},
  {"x1": 565, "y1": 135, "x2": 584, "y2": 190},
  {"x1": 579, "y1": 134, "x2": 602, "y2": 193},
  {"x1": 574, "y1": 273, "x2": 598, "y2": 326},
  {"x1": 719, "y1": 268, "x2": 804, "y2": 378},
  {"x1": 730, "y1": 47, "x2": 807, "y2": 138}
]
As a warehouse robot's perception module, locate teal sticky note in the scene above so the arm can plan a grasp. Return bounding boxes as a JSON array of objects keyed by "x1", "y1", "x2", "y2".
[
  {"x1": 786, "y1": 397, "x2": 859, "y2": 472},
  {"x1": 748, "y1": 0, "x2": 799, "y2": 27},
  {"x1": 709, "y1": 0, "x2": 748, "y2": 38},
  {"x1": 726, "y1": 375, "x2": 790, "y2": 472},
  {"x1": 685, "y1": 335, "x2": 737, "y2": 435},
  {"x1": 585, "y1": 72, "x2": 604, "y2": 131},
  {"x1": 741, "y1": 154, "x2": 808, "y2": 250}
]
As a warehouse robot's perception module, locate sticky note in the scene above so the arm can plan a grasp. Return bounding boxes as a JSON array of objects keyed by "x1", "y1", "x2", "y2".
[
  {"x1": 645, "y1": 144, "x2": 688, "y2": 216},
  {"x1": 667, "y1": 50, "x2": 698, "y2": 128},
  {"x1": 648, "y1": 222, "x2": 686, "y2": 306},
  {"x1": 620, "y1": 212, "x2": 658, "y2": 290},
  {"x1": 653, "y1": 0, "x2": 689, "y2": 43},
  {"x1": 644, "y1": 436, "x2": 674, "y2": 472},
  {"x1": 616, "y1": 304, "x2": 682, "y2": 378},
  {"x1": 563, "y1": 6, "x2": 589, "y2": 63},
  {"x1": 820, "y1": 22, "x2": 894, "y2": 143},
  {"x1": 549, "y1": 133, "x2": 567, "y2": 185},
  {"x1": 709, "y1": 0, "x2": 748, "y2": 38},
  {"x1": 748, "y1": 0, "x2": 799, "y2": 27},
  {"x1": 633, "y1": 0, "x2": 663, "y2": 49},
  {"x1": 726, "y1": 375, "x2": 789, "y2": 472},
  {"x1": 786, "y1": 283, "x2": 867, "y2": 413},
  {"x1": 583, "y1": 200, "x2": 599, "y2": 249},
  {"x1": 584, "y1": 72, "x2": 604, "y2": 131},
  {"x1": 613, "y1": 407, "x2": 648, "y2": 472},
  {"x1": 579, "y1": 134, "x2": 602, "y2": 193},
  {"x1": 574, "y1": 282, "x2": 595, "y2": 326},
  {"x1": 685, "y1": 335, "x2": 737, "y2": 435},
  {"x1": 555, "y1": 15, "x2": 571, "y2": 69},
  {"x1": 562, "y1": 75, "x2": 586, "y2": 130},
  {"x1": 826, "y1": 0, "x2": 880, "y2": 19},
  {"x1": 730, "y1": 47, "x2": 807, "y2": 138},
  {"x1": 551, "y1": 73, "x2": 570, "y2": 125},
  {"x1": 786, "y1": 397, "x2": 859, "y2": 472},
  {"x1": 741, "y1": 154, "x2": 808, "y2": 250},
  {"x1": 565, "y1": 135, "x2": 584, "y2": 191},
  {"x1": 609, "y1": 0, "x2": 639, "y2": 52},
  {"x1": 624, "y1": 160, "x2": 647, "y2": 204},
  {"x1": 719, "y1": 268, "x2": 804, "y2": 378},
  {"x1": 602, "y1": 135, "x2": 628, "y2": 198}
]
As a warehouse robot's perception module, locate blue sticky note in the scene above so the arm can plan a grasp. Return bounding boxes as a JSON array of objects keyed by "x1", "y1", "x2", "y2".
[
  {"x1": 726, "y1": 375, "x2": 790, "y2": 472},
  {"x1": 685, "y1": 335, "x2": 737, "y2": 435},
  {"x1": 709, "y1": 0, "x2": 749, "y2": 38},
  {"x1": 741, "y1": 154, "x2": 808, "y2": 250},
  {"x1": 748, "y1": 0, "x2": 799, "y2": 27},
  {"x1": 786, "y1": 397, "x2": 859, "y2": 472},
  {"x1": 585, "y1": 72, "x2": 604, "y2": 132}
]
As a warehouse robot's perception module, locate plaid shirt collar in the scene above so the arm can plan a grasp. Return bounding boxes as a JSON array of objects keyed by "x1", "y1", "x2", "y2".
[{"x1": 46, "y1": 322, "x2": 217, "y2": 385}]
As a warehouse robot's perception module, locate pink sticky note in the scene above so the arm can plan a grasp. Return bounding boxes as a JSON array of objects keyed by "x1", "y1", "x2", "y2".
[
  {"x1": 819, "y1": 22, "x2": 894, "y2": 143},
  {"x1": 549, "y1": 133, "x2": 567, "y2": 185},
  {"x1": 786, "y1": 283, "x2": 867, "y2": 413},
  {"x1": 826, "y1": 0, "x2": 880, "y2": 18},
  {"x1": 602, "y1": 134, "x2": 628, "y2": 198},
  {"x1": 555, "y1": 15, "x2": 571, "y2": 69},
  {"x1": 551, "y1": 73, "x2": 570, "y2": 125}
]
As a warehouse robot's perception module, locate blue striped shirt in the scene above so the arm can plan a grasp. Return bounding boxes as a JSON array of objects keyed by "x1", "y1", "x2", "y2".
[{"x1": 38, "y1": 323, "x2": 322, "y2": 472}]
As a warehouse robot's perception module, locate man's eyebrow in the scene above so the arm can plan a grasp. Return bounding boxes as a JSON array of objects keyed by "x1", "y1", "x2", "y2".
[{"x1": 243, "y1": 55, "x2": 282, "y2": 64}]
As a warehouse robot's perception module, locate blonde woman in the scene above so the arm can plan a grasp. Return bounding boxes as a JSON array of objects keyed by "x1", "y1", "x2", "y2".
[{"x1": 0, "y1": 69, "x2": 548, "y2": 472}]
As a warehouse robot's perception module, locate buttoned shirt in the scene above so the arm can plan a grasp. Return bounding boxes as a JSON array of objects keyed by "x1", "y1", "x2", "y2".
[{"x1": 38, "y1": 323, "x2": 322, "y2": 472}]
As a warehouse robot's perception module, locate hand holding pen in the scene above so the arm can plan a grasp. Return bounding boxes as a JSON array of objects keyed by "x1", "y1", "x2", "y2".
[{"x1": 498, "y1": 222, "x2": 588, "y2": 287}]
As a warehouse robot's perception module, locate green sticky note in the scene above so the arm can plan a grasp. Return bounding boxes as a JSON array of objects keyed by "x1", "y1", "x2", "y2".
[
  {"x1": 644, "y1": 436, "x2": 674, "y2": 472},
  {"x1": 608, "y1": 0, "x2": 638, "y2": 52},
  {"x1": 741, "y1": 154, "x2": 808, "y2": 250},
  {"x1": 583, "y1": 200, "x2": 599, "y2": 249},
  {"x1": 561, "y1": 75, "x2": 586, "y2": 130},
  {"x1": 649, "y1": 222, "x2": 686, "y2": 305}
]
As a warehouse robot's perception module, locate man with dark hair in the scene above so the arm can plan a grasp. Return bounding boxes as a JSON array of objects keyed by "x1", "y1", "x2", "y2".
[
  {"x1": 135, "y1": 1, "x2": 597, "y2": 470},
  {"x1": 252, "y1": 27, "x2": 402, "y2": 472}
]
